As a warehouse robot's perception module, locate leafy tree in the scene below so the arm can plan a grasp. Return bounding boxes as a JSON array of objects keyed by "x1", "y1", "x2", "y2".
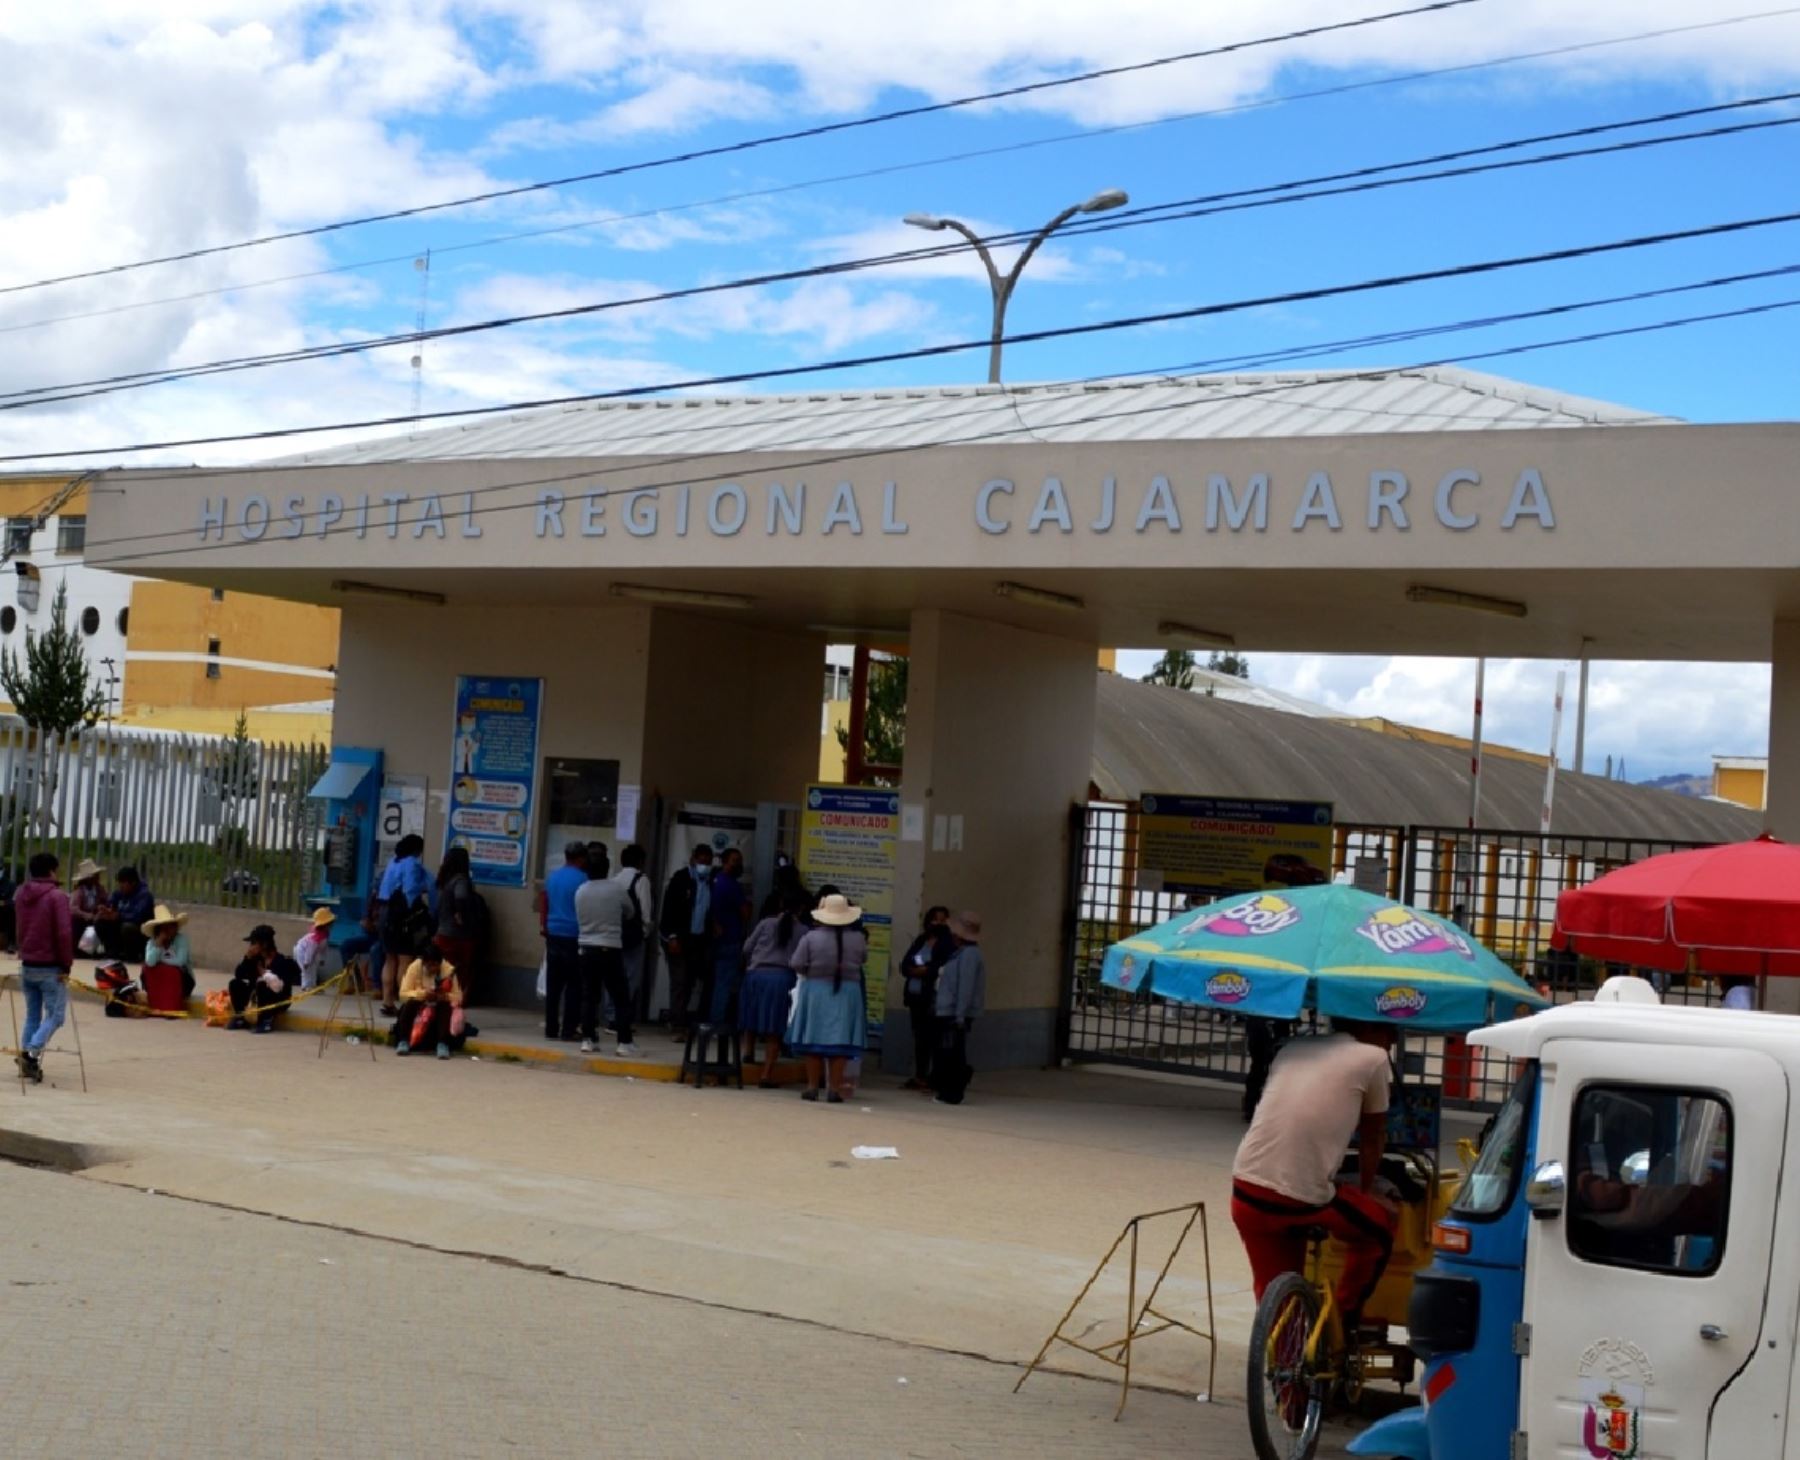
[
  {"x1": 1142, "y1": 649, "x2": 1196, "y2": 690},
  {"x1": 1207, "y1": 650, "x2": 1251, "y2": 679},
  {"x1": 220, "y1": 708, "x2": 259, "y2": 806},
  {"x1": 836, "y1": 653, "x2": 907, "y2": 776},
  {"x1": 0, "y1": 580, "x2": 107, "y2": 734}
]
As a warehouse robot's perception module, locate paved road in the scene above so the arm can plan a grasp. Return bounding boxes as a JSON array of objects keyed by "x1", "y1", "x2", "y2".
[{"x1": 0, "y1": 1161, "x2": 1364, "y2": 1459}]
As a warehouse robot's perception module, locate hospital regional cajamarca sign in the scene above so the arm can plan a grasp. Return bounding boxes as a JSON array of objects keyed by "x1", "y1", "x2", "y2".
[{"x1": 194, "y1": 466, "x2": 1554, "y2": 544}]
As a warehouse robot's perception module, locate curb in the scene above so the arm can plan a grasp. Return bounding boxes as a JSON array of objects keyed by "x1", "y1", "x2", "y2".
[{"x1": 63, "y1": 982, "x2": 809, "y2": 1086}]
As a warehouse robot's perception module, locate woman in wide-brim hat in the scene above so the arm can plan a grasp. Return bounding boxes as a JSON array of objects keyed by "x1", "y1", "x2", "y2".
[
  {"x1": 140, "y1": 904, "x2": 195, "y2": 1000},
  {"x1": 785, "y1": 892, "x2": 868, "y2": 1102},
  {"x1": 69, "y1": 859, "x2": 107, "y2": 953}
]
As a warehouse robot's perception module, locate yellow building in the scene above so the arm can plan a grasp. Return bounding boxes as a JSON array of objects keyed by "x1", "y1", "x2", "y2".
[
  {"x1": 0, "y1": 474, "x2": 339, "y2": 741},
  {"x1": 1712, "y1": 755, "x2": 1768, "y2": 810}
]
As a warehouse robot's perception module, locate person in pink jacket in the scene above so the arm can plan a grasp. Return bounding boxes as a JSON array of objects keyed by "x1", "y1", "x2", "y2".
[{"x1": 14, "y1": 851, "x2": 74, "y2": 1083}]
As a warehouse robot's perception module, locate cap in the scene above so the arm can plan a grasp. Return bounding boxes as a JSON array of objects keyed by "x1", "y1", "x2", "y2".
[{"x1": 244, "y1": 924, "x2": 278, "y2": 945}]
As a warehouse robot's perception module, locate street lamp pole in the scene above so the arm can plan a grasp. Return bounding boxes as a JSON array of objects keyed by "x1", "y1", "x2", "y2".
[{"x1": 904, "y1": 188, "x2": 1128, "y2": 384}]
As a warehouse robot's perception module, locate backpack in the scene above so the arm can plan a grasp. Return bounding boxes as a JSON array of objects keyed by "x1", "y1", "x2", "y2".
[
  {"x1": 621, "y1": 872, "x2": 646, "y2": 951},
  {"x1": 382, "y1": 883, "x2": 411, "y2": 942},
  {"x1": 462, "y1": 886, "x2": 490, "y2": 947}
]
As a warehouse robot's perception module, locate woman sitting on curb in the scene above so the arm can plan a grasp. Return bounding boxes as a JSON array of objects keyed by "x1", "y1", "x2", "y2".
[
  {"x1": 393, "y1": 943, "x2": 464, "y2": 1060},
  {"x1": 141, "y1": 905, "x2": 195, "y2": 1000}
]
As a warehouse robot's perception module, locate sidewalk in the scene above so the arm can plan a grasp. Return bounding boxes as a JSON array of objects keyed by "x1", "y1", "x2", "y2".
[{"x1": 2, "y1": 957, "x2": 1461, "y2": 1447}]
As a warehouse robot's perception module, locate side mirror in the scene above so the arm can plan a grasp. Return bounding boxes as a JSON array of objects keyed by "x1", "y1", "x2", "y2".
[
  {"x1": 1526, "y1": 1160, "x2": 1566, "y2": 1219},
  {"x1": 1621, "y1": 1150, "x2": 1651, "y2": 1188}
]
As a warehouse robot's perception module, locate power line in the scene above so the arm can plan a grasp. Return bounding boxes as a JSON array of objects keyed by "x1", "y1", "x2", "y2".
[
  {"x1": 62, "y1": 292, "x2": 1800, "y2": 576},
  {"x1": 7, "y1": 20, "x2": 1796, "y2": 340},
  {"x1": 0, "y1": 0, "x2": 1481, "y2": 299},
  {"x1": 8, "y1": 112, "x2": 1796, "y2": 414},
  {"x1": 7, "y1": 207, "x2": 1800, "y2": 452},
  {"x1": 32, "y1": 255, "x2": 1793, "y2": 552},
  {"x1": 101, "y1": 258, "x2": 1798, "y2": 490}
]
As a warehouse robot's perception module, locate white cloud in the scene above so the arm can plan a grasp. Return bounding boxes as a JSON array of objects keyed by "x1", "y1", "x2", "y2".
[{"x1": 478, "y1": 0, "x2": 1800, "y2": 142}]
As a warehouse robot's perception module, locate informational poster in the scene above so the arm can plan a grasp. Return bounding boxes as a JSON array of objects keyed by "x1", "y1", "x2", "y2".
[
  {"x1": 797, "y1": 784, "x2": 900, "y2": 1035},
  {"x1": 446, "y1": 675, "x2": 544, "y2": 887},
  {"x1": 374, "y1": 773, "x2": 427, "y2": 885},
  {"x1": 1136, "y1": 794, "x2": 1334, "y2": 898}
]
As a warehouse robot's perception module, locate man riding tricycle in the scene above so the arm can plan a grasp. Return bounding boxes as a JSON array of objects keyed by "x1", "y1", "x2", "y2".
[{"x1": 1101, "y1": 883, "x2": 1550, "y2": 1460}]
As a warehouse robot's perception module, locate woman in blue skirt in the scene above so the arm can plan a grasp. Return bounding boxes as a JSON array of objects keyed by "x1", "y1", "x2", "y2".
[
  {"x1": 739, "y1": 893, "x2": 811, "y2": 1087},
  {"x1": 786, "y1": 893, "x2": 867, "y2": 1103}
]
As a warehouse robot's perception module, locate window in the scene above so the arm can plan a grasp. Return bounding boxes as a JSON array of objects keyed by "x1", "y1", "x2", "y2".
[
  {"x1": 0, "y1": 606, "x2": 13, "y2": 635},
  {"x1": 79, "y1": 606, "x2": 100, "y2": 636},
  {"x1": 206, "y1": 637, "x2": 222, "y2": 680},
  {"x1": 116, "y1": 607, "x2": 129, "y2": 636},
  {"x1": 1452, "y1": 1069, "x2": 1534, "y2": 1219},
  {"x1": 211, "y1": 588, "x2": 225, "y2": 602},
  {"x1": 5, "y1": 518, "x2": 32, "y2": 556},
  {"x1": 56, "y1": 515, "x2": 86, "y2": 554},
  {"x1": 1568, "y1": 1085, "x2": 1731, "y2": 1275}
]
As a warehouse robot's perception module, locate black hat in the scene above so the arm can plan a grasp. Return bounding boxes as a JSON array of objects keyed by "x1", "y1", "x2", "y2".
[{"x1": 244, "y1": 924, "x2": 277, "y2": 946}]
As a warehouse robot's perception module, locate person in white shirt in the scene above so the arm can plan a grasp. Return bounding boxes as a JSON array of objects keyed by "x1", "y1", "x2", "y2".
[
  {"x1": 610, "y1": 844, "x2": 651, "y2": 1025},
  {"x1": 573, "y1": 843, "x2": 639, "y2": 1057},
  {"x1": 292, "y1": 907, "x2": 336, "y2": 991},
  {"x1": 1719, "y1": 975, "x2": 1756, "y2": 1011}
]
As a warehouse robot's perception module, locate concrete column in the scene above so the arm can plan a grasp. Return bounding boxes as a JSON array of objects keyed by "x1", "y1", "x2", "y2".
[
  {"x1": 1766, "y1": 621, "x2": 1800, "y2": 837},
  {"x1": 1761, "y1": 622, "x2": 1800, "y2": 1013},
  {"x1": 888, "y1": 609, "x2": 1098, "y2": 1073}
]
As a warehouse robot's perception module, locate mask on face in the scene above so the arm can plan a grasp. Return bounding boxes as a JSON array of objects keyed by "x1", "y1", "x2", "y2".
[{"x1": 693, "y1": 862, "x2": 712, "y2": 880}]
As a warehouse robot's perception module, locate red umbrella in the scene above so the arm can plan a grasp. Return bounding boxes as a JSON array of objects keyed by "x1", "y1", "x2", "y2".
[{"x1": 1553, "y1": 834, "x2": 1800, "y2": 975}]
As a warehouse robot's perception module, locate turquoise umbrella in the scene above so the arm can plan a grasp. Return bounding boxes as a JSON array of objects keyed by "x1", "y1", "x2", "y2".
[{"x1": 1099, "y1": 884, "x2": 1548, "y2": 1032}]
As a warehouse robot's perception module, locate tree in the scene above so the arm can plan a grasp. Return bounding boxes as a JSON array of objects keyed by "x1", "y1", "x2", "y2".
[
  {"x1": 835, "y1": 653, "x2": 907, "y2": 776},
  {"x1": 1207, "y1": 650, "x2": 1250, "y2": 680},
  {"x1": 0, "y1": 580, "x2": 107, "y2": 734},
  {"x1": 1142, "y1": 649, "x2": 1196, "y2": 690}
]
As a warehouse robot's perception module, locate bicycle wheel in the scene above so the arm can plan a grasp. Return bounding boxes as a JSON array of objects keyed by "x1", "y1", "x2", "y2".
[{"x1": 1246, "y1": 1271, "x2": 1327, "y2": 1460}]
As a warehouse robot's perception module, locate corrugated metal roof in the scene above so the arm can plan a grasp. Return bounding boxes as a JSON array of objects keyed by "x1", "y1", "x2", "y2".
[
  {"x1": 280, "y1": 366, "x2": 1673, "y2": 465},
  {"x1": 1092, "y1": 672, "x2": 1759, "y2": 842}
]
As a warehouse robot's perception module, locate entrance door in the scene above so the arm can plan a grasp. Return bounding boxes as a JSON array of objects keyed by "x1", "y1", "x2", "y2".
[{"x1": 1520, "y1": 1039, "x2": 1785, "y2": 1460}]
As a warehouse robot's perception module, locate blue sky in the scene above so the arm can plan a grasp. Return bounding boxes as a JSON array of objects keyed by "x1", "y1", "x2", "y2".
[{"x1": 2, "y1": 2, "x2": 1796, "y2": 778}]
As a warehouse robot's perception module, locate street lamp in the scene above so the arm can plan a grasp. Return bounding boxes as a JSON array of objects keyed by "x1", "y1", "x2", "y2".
[{"x1": 904, "y1": 188, "x2": 1129, "y2": 384}]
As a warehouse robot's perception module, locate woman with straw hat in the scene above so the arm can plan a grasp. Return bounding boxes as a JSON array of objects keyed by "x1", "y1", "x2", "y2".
[
  {"x1": 70, "y1": 859, "x2": 105, "y2": 954},
  {"x1": 785, "y1": 892, "x2": 868, "y2": 1103},
  {"x1": 141, "y1": 903, "x2": 194, "y2": 1001}
]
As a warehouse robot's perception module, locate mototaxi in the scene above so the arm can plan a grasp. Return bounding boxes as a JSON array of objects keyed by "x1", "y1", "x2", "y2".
[{"x1": 1351, "y1": 980, "x2": 1799, "y2": 1459}]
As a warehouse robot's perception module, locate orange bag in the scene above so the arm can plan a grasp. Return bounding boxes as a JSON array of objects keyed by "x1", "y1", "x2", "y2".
[{"x1": 203, "y1": 989, "x2": 234, "y2": 1027}]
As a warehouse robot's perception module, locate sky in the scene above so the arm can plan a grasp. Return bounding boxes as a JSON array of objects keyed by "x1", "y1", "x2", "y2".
[{"x1": 1, "y1": 1, "x2": 1796, "y2": 779}]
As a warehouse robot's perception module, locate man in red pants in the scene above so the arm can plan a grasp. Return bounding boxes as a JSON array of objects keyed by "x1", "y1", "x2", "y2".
[{"x1": 1230, "y1": 1020, "x2": 1398, "y2": 1330}]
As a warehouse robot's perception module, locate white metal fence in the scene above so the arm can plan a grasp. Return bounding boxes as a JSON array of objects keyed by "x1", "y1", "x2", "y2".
[{"x1": 0, "y1": 721, "x2": 327, "y2": 914}]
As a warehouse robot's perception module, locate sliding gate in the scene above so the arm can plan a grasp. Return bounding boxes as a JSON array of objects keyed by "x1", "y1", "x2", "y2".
[{"x1": 1060, "y1": 802, "x2": 1719, "y2": 1111}]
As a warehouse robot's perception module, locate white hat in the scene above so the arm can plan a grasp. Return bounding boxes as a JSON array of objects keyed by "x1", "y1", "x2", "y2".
[{"x1": 813, "y1": 893, "x2": 863, "y2": 927}]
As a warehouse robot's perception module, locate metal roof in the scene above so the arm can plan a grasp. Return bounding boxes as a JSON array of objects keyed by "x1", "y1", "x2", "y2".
[
  {"x1": 280, "y1": 366, "x2": 1673, "y2": 465},
  {"x1": 1091, "y1": 672, "x2": 1760, "y2": 842}
]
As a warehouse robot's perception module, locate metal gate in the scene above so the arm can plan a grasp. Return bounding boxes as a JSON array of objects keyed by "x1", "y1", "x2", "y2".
[{"x1": 1061, "y1": 802, "x2": 1721, "y2": 1111}]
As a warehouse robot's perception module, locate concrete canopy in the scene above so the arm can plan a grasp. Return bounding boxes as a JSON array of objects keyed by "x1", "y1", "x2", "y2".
[{"x1": 88, "y1": 367, "x2": 1800, "y2": 664}]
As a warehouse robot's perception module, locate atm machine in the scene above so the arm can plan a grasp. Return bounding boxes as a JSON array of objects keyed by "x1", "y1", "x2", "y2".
[{"x1": 307, "y1": 746, "x2": 383, "y2": 947}]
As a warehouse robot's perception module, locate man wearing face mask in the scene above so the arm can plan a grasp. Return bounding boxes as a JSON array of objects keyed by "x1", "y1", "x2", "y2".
[{"x1": 658, "y1": 843, "x2": 714, "y2": 1037}]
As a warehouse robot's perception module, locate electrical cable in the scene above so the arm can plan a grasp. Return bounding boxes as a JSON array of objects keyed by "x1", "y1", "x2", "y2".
[
  {"x1": 6, "y1": 207, "x2": 1799, "y2": 454},
  {"x1": 0, "y1": 0, "x2": 1482, "y2": 298},
  {"x1": 106, "y1": 258, "x2": 1797, "y2": 489},
  {"x1": 7, "y1": 35, "x2": 1796, "y2": 340},
  {"x1": 7, "y1": 111, "x2": 1797, "y2": 414}
]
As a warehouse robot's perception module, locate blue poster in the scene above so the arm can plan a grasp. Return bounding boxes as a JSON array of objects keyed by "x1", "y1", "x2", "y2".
[{"x1": 447, "y1": 676, "x2": 544, "y2": 887}]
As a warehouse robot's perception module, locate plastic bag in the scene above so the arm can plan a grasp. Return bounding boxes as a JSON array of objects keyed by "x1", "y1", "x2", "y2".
[
  {"x1": 535, "y1": 955, "x2": 547, "y2": 1000},
  {"x1": 78, "y1": 925, "x2": 99, "y2": 956},
  {"x1": 202, "y1": 989, "x2": 234, "y2": 1027}
]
